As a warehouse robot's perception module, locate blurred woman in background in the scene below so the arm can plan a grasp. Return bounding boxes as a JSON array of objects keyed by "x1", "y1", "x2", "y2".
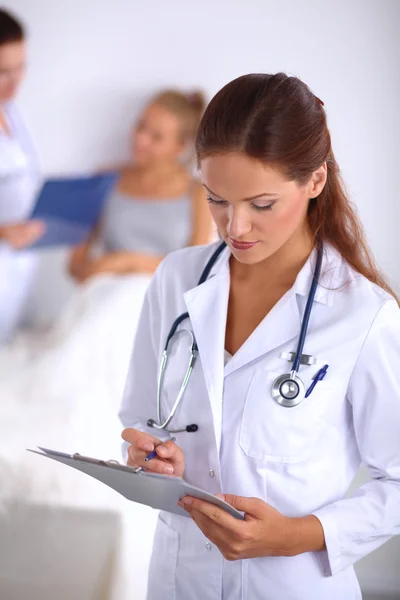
[
  {"x1": 0, "y1": 88, "x2": 211, "y2": 479},
  {"x1": 69, "y1": 89, "x2": 211, "y2": 282},
  {"x1": 0, "y1": 9, "x2": 44, "y2": 343}
]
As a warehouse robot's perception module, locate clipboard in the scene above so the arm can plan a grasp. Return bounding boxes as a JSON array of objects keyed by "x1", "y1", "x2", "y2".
[
  {"x1": 28, "y1": 172, "x2": 117, "y2": 249},
  {"x1": 27, "y1": 447, "x2": 244, "y2": 520}
]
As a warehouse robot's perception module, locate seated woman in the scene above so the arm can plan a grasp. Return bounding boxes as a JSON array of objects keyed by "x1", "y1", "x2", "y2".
[
  {"x1": 0, "y1": 88, "x2": 212, "y2": 464},
  {"x1": 69, "y1": 89, "x2": 211, "y2": 283}
]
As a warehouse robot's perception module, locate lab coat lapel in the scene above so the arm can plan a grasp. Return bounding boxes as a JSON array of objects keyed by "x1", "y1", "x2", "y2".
[
  {"x1": 183, "y1": 267, "x2": 230, "y2": 454},
  {"x1": 181, "y1": 244, "x2": 339, "y2": 450}
]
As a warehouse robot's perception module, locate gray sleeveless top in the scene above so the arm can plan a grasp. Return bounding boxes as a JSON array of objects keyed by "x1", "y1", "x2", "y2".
[{"x1": 100, "y1": 188, "x2": 192, "y2": 255}]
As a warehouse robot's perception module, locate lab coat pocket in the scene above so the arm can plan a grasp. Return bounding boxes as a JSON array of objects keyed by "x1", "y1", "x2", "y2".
[
  {"x1": 240, "y1": 368, "x2": 335, "y2": 463},
  {"x1": 147, "y1": 515, "x2": 179, "y2": 600}
]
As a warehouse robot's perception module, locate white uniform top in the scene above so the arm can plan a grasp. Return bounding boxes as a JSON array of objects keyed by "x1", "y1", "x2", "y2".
[
  {"x1": 119, "y1": 241, "x2": 400, "y2": 600},
  {"x1": 0, "y1": 102, "x2": 41, "y2": 342}
]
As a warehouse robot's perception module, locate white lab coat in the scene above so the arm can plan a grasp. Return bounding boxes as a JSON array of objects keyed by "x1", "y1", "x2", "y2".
[
  {"x1": 0, "y1": 102, "x2": 41, "y2": 343},
  {"x1": 119, "y1": 241, "x2": 400, "y2": 600}
]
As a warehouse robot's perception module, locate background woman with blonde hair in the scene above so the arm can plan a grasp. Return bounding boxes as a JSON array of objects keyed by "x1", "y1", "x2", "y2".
[
  {"x1": 69, "y1": 88, "x2": 211, "y2": 281},
  {"x1": 0, "y1": 88, "x2": 212, "y2": 505}
]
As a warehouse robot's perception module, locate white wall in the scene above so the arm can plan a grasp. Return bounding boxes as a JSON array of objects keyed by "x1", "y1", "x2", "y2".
[
  {"x1": 6, "y1": 0, "x2": 400, "y2": 290},
  {"x1": 4, "y1": 1, "x2": 400, "y2": 598}
]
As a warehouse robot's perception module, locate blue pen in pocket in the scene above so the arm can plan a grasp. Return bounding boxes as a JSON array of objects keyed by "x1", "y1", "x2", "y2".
[{"x1": 305, "y1": 364, "x2": 329, "y2": 398}]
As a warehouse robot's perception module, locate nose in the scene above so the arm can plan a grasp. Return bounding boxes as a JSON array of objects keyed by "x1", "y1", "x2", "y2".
[
  {"x1": 134, "y1": 130, "x2": 151, "y2": 151},
  {"x1": 227, "y1": 205, "x2": 252, "y2": 239}
]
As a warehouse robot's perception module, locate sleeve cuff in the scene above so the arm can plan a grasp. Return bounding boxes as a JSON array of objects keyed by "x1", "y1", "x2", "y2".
[{"x1": 312, "y1": 505, "x2": 343, "y2": 576}]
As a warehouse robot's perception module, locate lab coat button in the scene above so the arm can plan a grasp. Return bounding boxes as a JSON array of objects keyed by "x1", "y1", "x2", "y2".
[
  {"x1": 205, "y1": 542, "x2": 212, "y2": 551},
  {"x1": 209, "y1": 470, "x2": 215, "y2": 478}
]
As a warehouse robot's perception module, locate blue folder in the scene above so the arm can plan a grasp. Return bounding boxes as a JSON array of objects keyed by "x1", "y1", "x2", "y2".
[{"x1": 29, "y1": 172, "x2": 117, "y2": 248}]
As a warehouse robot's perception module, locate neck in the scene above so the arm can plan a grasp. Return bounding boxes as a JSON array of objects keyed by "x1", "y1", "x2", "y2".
[
  {"x1": 230, "y1": 228, "x2": 314, "y2": 289},
  {"x1": 132, "y1": 161, "x2": 183, "y2": 179}
]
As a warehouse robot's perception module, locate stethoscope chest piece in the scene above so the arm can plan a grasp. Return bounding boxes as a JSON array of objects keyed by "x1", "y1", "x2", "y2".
[{"x1": 271, "y1": 373, "x2": 305, "y2": 407}]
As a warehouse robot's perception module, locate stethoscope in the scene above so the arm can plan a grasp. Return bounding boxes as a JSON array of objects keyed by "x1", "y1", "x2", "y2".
[{"x1": 147, "y1": 241, "x2": 324, "y2": 433}]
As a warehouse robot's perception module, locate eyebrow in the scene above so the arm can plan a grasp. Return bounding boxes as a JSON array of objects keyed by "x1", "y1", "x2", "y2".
[{"x1": 202, "y1": 184, "x2": 279, "y2": 201}]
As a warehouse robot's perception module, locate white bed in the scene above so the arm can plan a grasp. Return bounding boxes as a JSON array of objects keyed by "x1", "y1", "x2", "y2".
[{"x1": 0, "y1": 247, "x2": 157, "y2": 600}]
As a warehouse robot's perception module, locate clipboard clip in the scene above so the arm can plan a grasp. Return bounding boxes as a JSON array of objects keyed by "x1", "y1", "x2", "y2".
[
  {"x1": 72, "y1": 453, "x2": 143, "y2": 473},
  {"x1": 73, "y1": 452, "x2": 114, "y2": 466}
]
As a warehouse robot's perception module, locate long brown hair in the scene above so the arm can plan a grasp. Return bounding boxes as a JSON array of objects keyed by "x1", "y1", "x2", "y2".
[
  {"x1": 0, "y1": 9, "x2": 25, "y2": 45},
  {"x1": 196, "y1": 73, "x2": 397, "y2": 301}
]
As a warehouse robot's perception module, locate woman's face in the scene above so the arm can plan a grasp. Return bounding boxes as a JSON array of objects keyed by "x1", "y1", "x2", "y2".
[
  {"x1": 0, "y1": 41, "x2": 25, "y2": 103},
  {"x1": 200, "y1": 152, "x2": 326, "y2": 265},
  {"x1": 132, "y1": 103, "x2": 184, "y2": 167}
]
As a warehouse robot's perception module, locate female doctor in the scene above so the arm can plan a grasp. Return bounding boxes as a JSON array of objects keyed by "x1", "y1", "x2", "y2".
[
  {"x1": 120, "y1": 73, "x2": 400, "y2": 600},
  {"x1": 0, "y1": 9, "x2": 43, "y2": 343}
]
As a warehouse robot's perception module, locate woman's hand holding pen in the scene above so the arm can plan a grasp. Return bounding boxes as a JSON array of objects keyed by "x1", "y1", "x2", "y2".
[{"x1": 121, "y1": 428, "x2": 185, "y2": 478}]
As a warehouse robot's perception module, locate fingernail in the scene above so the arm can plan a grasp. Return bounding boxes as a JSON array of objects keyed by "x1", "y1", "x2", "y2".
[
  {"x1": 177, "y1": 501, "x2": 184, "y2": 508},
  {"x1": 143, "y1": 443, "x2": 154, "y2": 452},
  {"x1": 157, "y1": 446, "x2": 167, "y2": 456},
  {"x1": 164, "y1": 465, "x2": 174, "y2": 474},
  {"x1": 181, "y1": 497, "x2": 192, "y2": 506}
]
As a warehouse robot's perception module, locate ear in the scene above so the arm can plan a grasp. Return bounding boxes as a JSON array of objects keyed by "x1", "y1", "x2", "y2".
[{"x1": 308, "y1": 163, "x2": 327, "y2": 198}]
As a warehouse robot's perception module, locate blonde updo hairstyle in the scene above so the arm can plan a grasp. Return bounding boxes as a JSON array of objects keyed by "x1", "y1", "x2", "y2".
[{"x1": 151, "y1": 89, "x2": 206, "y2": 145}]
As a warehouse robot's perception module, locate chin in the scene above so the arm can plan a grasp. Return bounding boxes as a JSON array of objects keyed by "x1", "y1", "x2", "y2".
[
  {"x1": 0, "y1": 91, "x2": 17, "y2": 102},
  {"x1": 232, "y1": 252, "x2": 269, "y2": 265},
  {"x1": 228, "y1": 244, "x2": 271, "y2": 265},
  {"x1": 134, "y1": 154, "x2": 151, "y2": 167}
]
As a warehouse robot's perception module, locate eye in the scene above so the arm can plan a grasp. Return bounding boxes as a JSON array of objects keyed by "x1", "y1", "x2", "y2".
[
  {"x1": 206, "y1": 196, "x2": 228, "y2": 207},
  {"x1": 252, "y1": 203, "x2": 274, "y2": 212},
  {"x1": 206, "y1": 196, "x2": 275, "y2": 211}
]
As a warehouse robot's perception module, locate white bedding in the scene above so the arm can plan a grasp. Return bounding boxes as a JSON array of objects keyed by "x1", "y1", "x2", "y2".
[{"x1": 0, "y1": 272, "x2": 157, "y2": 599}]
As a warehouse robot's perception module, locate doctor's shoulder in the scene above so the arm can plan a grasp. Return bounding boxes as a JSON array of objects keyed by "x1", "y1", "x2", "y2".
[
  {"x1": 153, "y1": 242, "x2": 222, "y2": 294},
  {"x1": 3, "y1": 102, "x2": 28, "y2": 134},
  {"x1": 334, "y1": 254, "x2": 400, "y2": 334}
]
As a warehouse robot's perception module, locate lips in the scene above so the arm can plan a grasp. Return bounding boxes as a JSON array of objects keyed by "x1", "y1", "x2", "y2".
[{"x1": 230, "y1": 238, "x2": 258, "y2": 251}]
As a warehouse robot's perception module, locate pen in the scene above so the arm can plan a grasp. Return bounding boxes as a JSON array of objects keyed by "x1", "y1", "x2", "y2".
[
  {"x1": 144, "y1": 437, "x2": 176, "y2": 462},
  {"x1": 305, "y1": 364, "x2": 329, "y2": 398}
]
